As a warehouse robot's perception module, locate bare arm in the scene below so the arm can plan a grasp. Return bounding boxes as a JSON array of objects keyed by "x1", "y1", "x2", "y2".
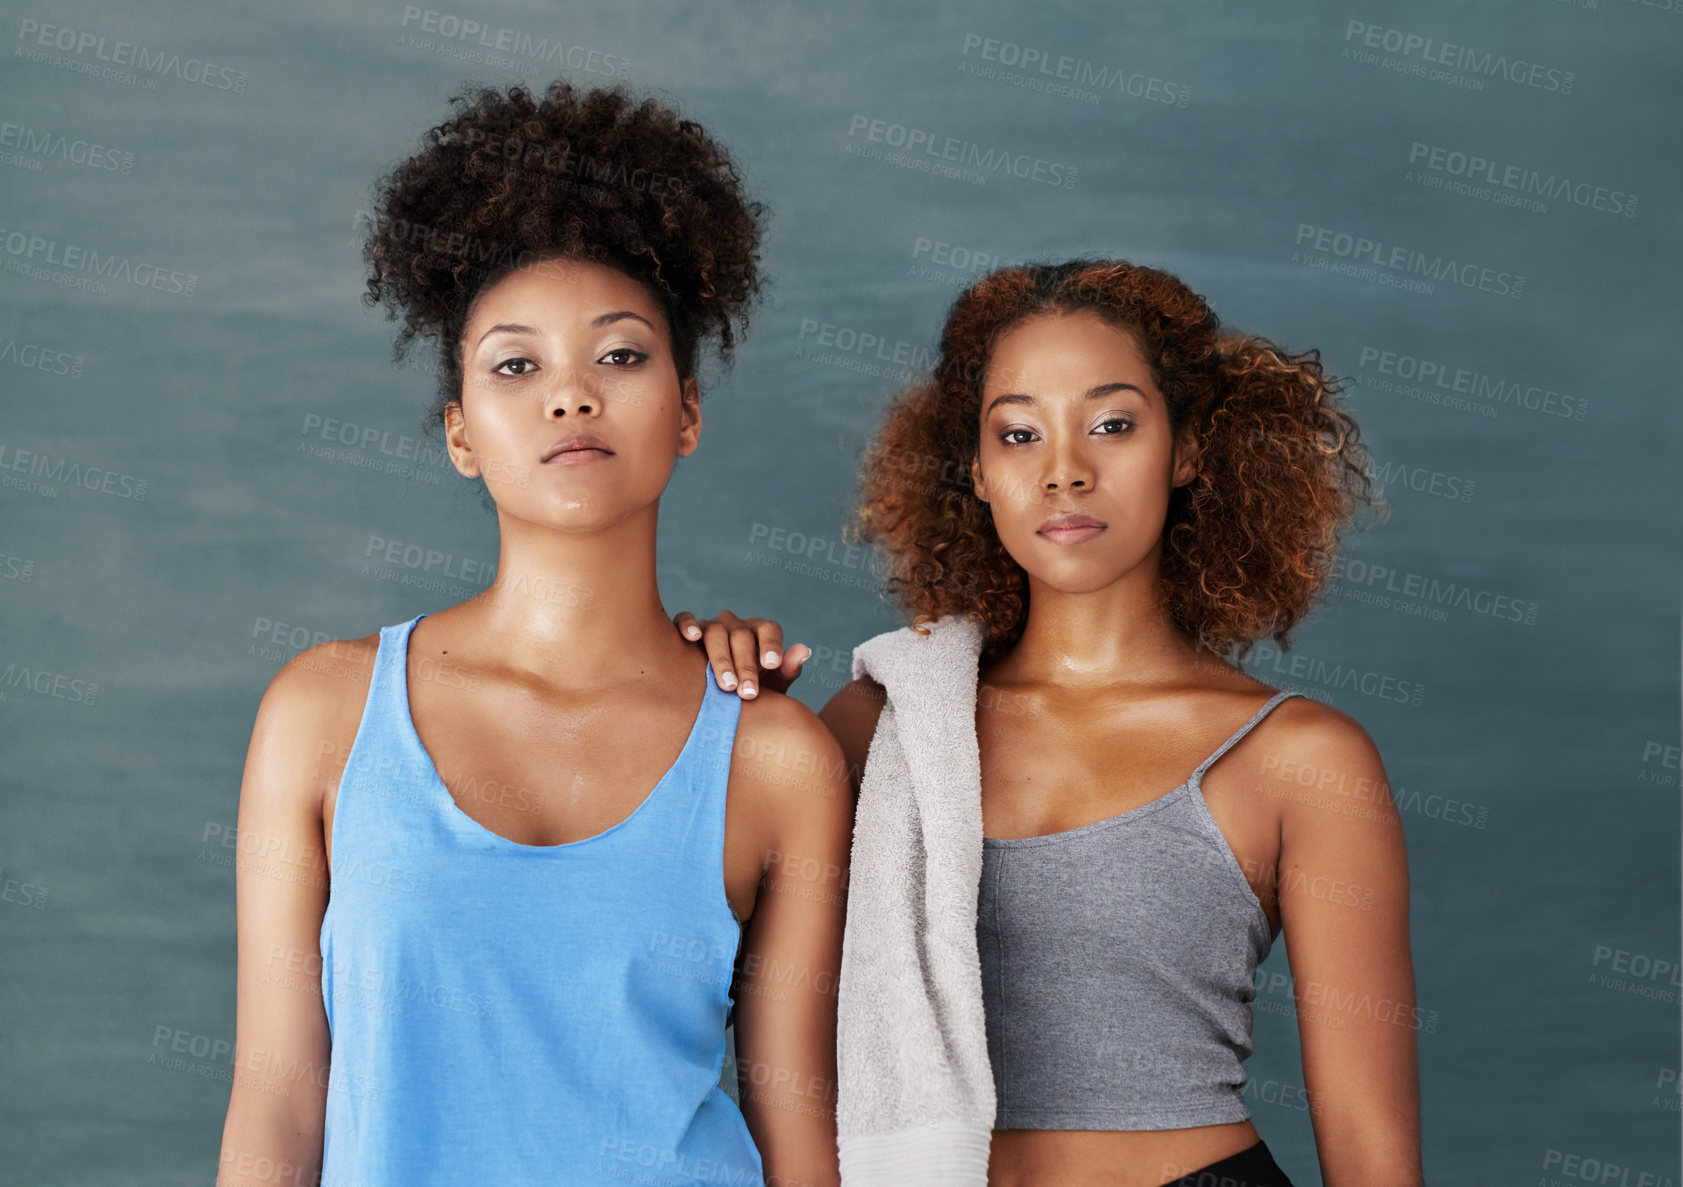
[
  {"x1": 729, "y1": 693, "x2": 855, "y2": 1187},
  {"x1": 217, "y1": 643, "x2": 368, "y2": 1187},
  {"x1": 818, "y1": 677, "x2": 885, "y2": 799},
  {"x1": 1266, "y1": 701, "x2": 1422, "y2": 1186}
]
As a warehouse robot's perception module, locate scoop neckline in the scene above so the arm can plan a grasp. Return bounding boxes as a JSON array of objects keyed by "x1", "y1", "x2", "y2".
[
  {"x1": 396, "y1": 613, "x2": 714, "y2": 852},
  {"x1": 979, "y1": 689, "x2": 1296, "y2": 848},
  {"x1": 982, "y1": 780, "x2": 1198, "y2": 848}
]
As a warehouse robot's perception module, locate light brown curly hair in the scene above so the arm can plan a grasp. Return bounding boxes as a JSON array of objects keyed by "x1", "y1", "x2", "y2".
[{"x1": 850, "y1": 259, "x2": 1380, "y2": 663}]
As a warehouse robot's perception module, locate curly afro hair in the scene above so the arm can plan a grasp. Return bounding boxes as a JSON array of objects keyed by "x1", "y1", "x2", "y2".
[
  {"x1": 852, "y1": 259, "x2": 1381, "y2": 663},
  {"x1": 362, "y1": 78, "x2": 766, "y2": 430}
]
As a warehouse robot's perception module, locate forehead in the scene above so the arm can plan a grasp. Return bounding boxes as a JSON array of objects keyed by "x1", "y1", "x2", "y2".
[
  {"x1": 464, "y1": 256, "x2": 666, "y2": 327},
  {"x1": 983, "y1": 309, "x2": 1151, "y2": 392}
]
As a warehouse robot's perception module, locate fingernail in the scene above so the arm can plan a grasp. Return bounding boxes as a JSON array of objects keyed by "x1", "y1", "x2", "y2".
[
  {"x1": 764, "y1": 651, "x2": 780, "y2": 666},
  {"x1": 686, "y1": 626, "x2": 700, "y2": 638},
  {"x1": 719, "y1": 671, "x2": 736, "y2": 689},
  {"x1": 742, "y1": 683, "x2": 757, "y2": 697}
]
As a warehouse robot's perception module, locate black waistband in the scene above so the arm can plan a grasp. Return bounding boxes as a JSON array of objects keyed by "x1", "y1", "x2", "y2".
[{"x1": 1156, "y1": 1140, "x2": 1296, "y2": 1187}]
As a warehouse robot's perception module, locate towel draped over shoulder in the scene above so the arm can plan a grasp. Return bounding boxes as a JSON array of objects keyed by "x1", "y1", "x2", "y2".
[{"x1": 835, "y1": 613, "x2": 995, "y2": 1186}]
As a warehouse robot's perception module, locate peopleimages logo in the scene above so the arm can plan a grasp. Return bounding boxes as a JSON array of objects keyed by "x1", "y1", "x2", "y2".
[
  {"x1": 0, "y1": 338, "x2": 84, "y2": 379},
  {"x1": 1355, "y1": 345, "x2": 1589, "y2": 420},
  {"x1": 845, "y1": 115, "x2": 1078, "y2": 189},
  {"x1": 1293, "y1": 224, "x2": 1524, "y2": 298},
  {"x1": 1243, "y1": 641, "x2": 1425, "y2": 707},
  {"x1": 1342, "y1": 21, "x2": 1575, "y2": 94},
  {"x1": 957, "y1": 33, "x2": 1193, "y2": 107},
  {"x1": 1330, "y1": 558, "x2": 1540, "y2": 626},
  {"x1": 1541, "y1": 1148, "x2": 1675, "y2": 1187},
  {"x1": 15, "y1": 19, "x2": 248, "y2": 91},
  {"x1": 1368, "y1": 458, "x2": 1474, "y2": 503},
  {"x1": 1407, "y1": 142, "x2": 1637, "y2": 217},
  {"x1": 397, "y1": 7, "x2": 629, "y2": 76},
  {"x1": 0, "y1": 442, "x2": 148, "y2": 500},
  {"x1": 796, "y1": 317, "x2": 936, "y2": 371},
  {"x1": 0, "y1": 225, "x2": 197, "y2": 296},
  {"x1": 909, "y1": 236, "x2": 1023, "y2": 281},
  {"x1": 0, "y1": 121, "x2": 134, "y2": 173}
]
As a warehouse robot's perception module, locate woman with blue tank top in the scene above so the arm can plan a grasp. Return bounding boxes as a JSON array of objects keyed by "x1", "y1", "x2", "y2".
[
  {"x1": 217, "y1": 80, "x2": 853, "y2": 1187},
  {"x1": 682, "y1": 261, "x2": 1422, "y2": 1186}
]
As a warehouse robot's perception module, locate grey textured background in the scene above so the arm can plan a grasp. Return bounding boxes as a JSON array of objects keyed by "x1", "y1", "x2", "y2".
[{"x1": 1, "y1": 1, "x2": 1678, "y2": 1182}]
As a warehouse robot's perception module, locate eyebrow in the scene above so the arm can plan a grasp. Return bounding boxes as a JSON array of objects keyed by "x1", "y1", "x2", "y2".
[
  {"x1": 474, "y1": 310, "x2": 656, "y2": 347},
  {"x1": 591, "y1": 310, "x2": 656, "y2": 330},
  {"x1": 983, "y1": 381, "x2": 1146, "y2": 416}
]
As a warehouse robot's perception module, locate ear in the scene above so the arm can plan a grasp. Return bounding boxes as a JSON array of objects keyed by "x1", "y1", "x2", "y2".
[
  {"x1": 675, "y1": 375, "x2": 702, "y2": 458},
  {"x1": 969, "y1": 453, "x2": 989, "y2": 503},
  {"x1": 1171, "y1": 425, "x2": 1201, "y2": 489},
  {"x1": 443, "y1": 400, "x2": 482, "y2": 479}
]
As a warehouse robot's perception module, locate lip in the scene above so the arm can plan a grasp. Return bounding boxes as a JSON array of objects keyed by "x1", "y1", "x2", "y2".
[
  {"x1": 540, "y1": 432, "x2": 614, "y2": 464},
  {"x1": 1036, "y1": 512, "x2": 1106, "y2": 543}
]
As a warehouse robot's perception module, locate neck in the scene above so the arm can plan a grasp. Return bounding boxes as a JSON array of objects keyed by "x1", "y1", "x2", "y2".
[
  {"x1": 995, "y1": 551, "x2": 1205, "y2": 689},
  {"x1": 456, "y1": 501, "x2": 691, "y2": 687}
]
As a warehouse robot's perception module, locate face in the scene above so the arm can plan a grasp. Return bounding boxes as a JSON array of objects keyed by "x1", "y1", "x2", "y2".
[
  {"x1": 969, "y1": 309, "x2": 1199, "y2": 595},
  {"x1": 445, "y1": 256, "x2": 698, "y2": 532}
]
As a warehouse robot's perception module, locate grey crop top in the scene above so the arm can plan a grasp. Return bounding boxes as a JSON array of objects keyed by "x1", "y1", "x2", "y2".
[{"x1": 975, "y1": 689, "x2": 1301, "y2": 1131}]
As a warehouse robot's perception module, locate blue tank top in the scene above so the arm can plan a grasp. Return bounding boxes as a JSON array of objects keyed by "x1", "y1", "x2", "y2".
[{"x1": 318, "y1": 614, "x2": 763, "y2": 1186}]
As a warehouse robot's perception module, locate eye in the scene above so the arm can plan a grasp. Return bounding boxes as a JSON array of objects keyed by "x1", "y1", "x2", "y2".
[
  {"x1": 492, "y1": 356, "x2": 537, "y2": 377},
  {"x1": 598, "y1": 347, "x2": 648, "y2": 367},
  {"x1": 999, "y1": 427, "x2": 1038, "y2": 446},
  {"x1": 1094, "y1": 417, "x2": 1134, "y2": 436}
]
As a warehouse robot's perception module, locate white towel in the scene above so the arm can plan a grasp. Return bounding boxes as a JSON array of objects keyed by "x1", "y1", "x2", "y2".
[{"x1": 836, "y1": 613, "x2": 995, "y2": 1185}]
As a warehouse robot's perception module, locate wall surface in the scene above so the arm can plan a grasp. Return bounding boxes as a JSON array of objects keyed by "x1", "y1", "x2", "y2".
[{"x1": 1, "y1": 1, "x2": 1678, "y2": 1182}]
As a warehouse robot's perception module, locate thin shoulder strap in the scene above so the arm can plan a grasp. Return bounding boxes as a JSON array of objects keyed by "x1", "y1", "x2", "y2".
[{"x1": 1190, "y1": 690, "x2": 1303, "y2": 784}]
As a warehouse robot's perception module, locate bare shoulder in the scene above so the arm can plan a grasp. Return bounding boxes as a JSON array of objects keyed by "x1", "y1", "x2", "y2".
[
  {"x1": 258, "y1": 635, "x2": 380, "y2": 732},
  {"x1": 732, "y1": 688, "x2": 851, "y2": 799},
  {"x1": 729, "y1": 690, "x2": 854, "y2": 874},
  {"x1": 1257, "y1": 693, "x2": 1385, "y2": 771},
  {"x1": 817, "y1": 676, "x2": 886, "y2": 791},
  {"x1": 1246, "y1": 692, "x2": 1398, "y2": 832},
  {"x1": 244, "y1": 634, "x2": 383, "y2": 812}
]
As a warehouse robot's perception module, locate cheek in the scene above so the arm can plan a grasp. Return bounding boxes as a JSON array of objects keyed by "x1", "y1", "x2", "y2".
[
  {"x1": 978, "y1": 442, "x2": 1033, "y2": 505},
  {"x1": 615, "y1": 372, "x2": 683, "y2": 425},
  {"x1": 457, "y1": 396, "x2": 515, "y2": 449},
  {"x1": 1117, "y1": 455, "x2": 1173, "y2": 500},
  {"x1": 988, "y1": 483, "x2": 1047, "y2": 545},
  {"x1": 596, "y1": 368, "x2": 657, "y2": 412},
  {"x1": 623, "y1": 398, "x2": 685, "y2": 457}
]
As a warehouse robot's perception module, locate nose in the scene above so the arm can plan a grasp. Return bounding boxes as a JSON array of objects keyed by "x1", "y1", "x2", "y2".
[
  {"x1": 543, "y1": 369, "x2": 601, "y2": 419},
  {"x1": 1041, "y1": 438, "x2": 1093, "y2": 492}
]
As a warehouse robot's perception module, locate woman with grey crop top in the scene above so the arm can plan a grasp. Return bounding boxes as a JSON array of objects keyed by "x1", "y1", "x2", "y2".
[{"x1": 680, "y1": 259, "x2": 1421, "y2": 1186}]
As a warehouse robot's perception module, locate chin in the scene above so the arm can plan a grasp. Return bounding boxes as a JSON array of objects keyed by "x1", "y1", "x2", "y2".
[
  {"x1": 1032, "y1": 570, "x2": 1130, "y2": 596},
  {"x1": 1010, "y1": 556, "x2": 1120, "y2": 594},
  {"x1": 495, "y1": 496, "x2": 615, "y2": 532},
  {"x1": 1009, "y1": 537, "x2": 1145, "y2": 595}
]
